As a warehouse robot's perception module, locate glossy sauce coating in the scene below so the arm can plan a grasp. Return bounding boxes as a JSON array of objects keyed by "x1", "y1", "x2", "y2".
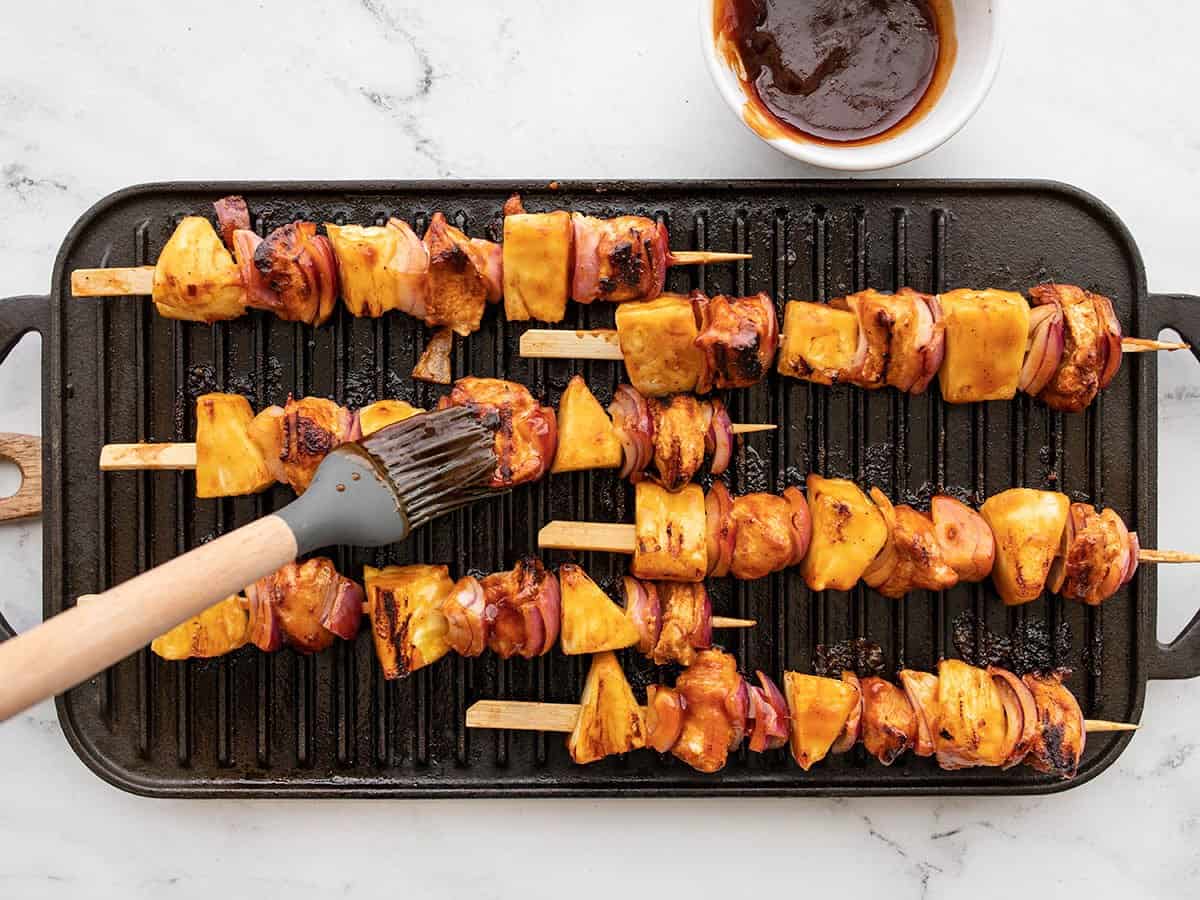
[{"x1": 716, "y1": 0, "x2": 955, "y2": 145}]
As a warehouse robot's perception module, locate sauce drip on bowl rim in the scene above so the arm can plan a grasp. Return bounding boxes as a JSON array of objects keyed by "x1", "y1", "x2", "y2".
[{"x1": 715, "y1": 0, "x2": 958, "y2": 147}]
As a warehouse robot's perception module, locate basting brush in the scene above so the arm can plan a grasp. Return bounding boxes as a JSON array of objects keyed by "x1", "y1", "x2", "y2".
[{"x1": 0, "y1": 406, "x2": 499, "y2": 721}]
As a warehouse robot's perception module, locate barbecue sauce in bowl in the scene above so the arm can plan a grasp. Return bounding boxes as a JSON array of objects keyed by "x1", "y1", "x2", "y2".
[{"x1": 715, "y1": 0, "x2": 956, "y2": 146}]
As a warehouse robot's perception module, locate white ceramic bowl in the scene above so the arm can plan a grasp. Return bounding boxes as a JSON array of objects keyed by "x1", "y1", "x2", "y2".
[{"x1": 700, "y1": 0, "x2": 1005, "y2": 171}]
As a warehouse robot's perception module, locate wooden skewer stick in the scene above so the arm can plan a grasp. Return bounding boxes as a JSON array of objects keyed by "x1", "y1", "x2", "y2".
[
  {"x1": 78, "y1": 593, "x2": 755, "y2": 631},
  {"x1": 539, "y1": 520, "x2": 1195, "y2": 567},
  {"x1": 70, "y1": 251, "x2": 752, "y2": 300},
  {"x1": 521, "y1": 328, "x2": 1190, "y2": 362},
  {"x1": 464, "y1": 699, "x2": 1135, "y2": 735},
  {"x1": 99, "y1": 426, "x2": 777, "y2": 473}
]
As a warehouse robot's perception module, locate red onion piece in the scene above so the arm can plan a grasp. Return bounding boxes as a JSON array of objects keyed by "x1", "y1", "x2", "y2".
[
  {"x1": 1093, "y1": 294, "x2": 1124, "y2": 389},
  {"x1": 529, "y1": 565, "x2": 561, "y2": 657},
  {"x1": 782, "y1": 486, "x2": 813, "y2": 567},
  {"x1": 244, "y1": 582, "x2": 282, "y2": 653},
  {"x1": 622, "y1": 576, "x2": 661, "y2": 656},
  {"x1": 1046, "y1": 508, "x2": 1075, "y2": 595},
  {"x1": 471, "y1": 238, "x2": 504, "y2": 303},
  {"x1": 911, "y1": 293, "x2": 946, "y2": 394},
  {"x1": 649, "y1": 221, "x2": 669, "y2": 299},
  {"x1": 570, "y1": 213, "x2": 602, "y2": 302},
  {"x1": 1099, "y1": 509, "x2": 1130, "y2": 602},
  {"x1": 705, "y1": 398, "x2": 734, "y2": 475},
  {"x1": 725, "y1": 678, "x2": 750, "y2": 750},
  {"x1": 756, "y1": 671, "x2": 790, "y2": 750},
  {"x1": 646, "y1": 686, "x2": 686, "y2": 753},
  {"x1": 705, "y1": 480, "x2": 736, "y2": 577},
  {"x1": 1123, "y1": 532, "x2": 1140, "y2": 585},
  {"x1": 213, "y1": 195, "x2": 250, "y2": 250},
  {"x1": 747, "y1": 678, "x2": 788, "y2": 753},
  {"x1": 989, "y1": 666, "x2": 1038, "y2": 769},
  {"x1": 318, "y1": 575, "x2": 364, "y2": 641},
  {"x1": 230, "y1": 229, "x2": 278, "y2": 310},
  {"x1": 609, "y1": 384, "x2": 655, "y2": 480},
  {"x1": 831, "y1": 672, "x2": 862, "y2": 754},
  {"x1": 1019, "y1": 303, "x2": 1066, "y2": 396},
  {"x1": 518, "y1": 604, "x2": 547, "y2": 661},
  {"x1": 444, "y1": 576, "x2": 488, "y2": 657}
]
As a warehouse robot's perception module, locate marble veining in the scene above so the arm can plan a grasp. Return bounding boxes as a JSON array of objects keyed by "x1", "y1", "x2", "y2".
[{"x1": 0, "y1": 1, "x2": 1199, "y2": 898}]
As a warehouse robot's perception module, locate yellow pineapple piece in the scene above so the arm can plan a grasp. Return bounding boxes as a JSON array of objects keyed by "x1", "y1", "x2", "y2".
[
  {"x1": 614, "y1": 295, "x2": 705, "y2": 396},
  {"x1": 151, "y1": 595, "x2": 249, "y2": 660},
  {"x1": 551, "y1": 375, "x2": 622, "y2": 473},
  {"x1": 783, "y1": 672, "x2": 860, "y2": 770},
  {"x1": 503, "y1": 210, "x2": 572, "y2": 323},
  {"x1": 567, "y1": 651, "x2": 647, "y2": 764},
  {"x1": 358, "y1": 399, "x2": 423, "y2": 437},
  {"x1": 558, "y1": 564, "x2": 639, "y2": 654},
  {"x1": 939, "y1": 289, "x2": 1031, "y2": 403},
  {"x1": 195, "y1": 393, "x2": 274, "y2": 498},
  {"x1": 801, "y1": 474, "x2": 888, "y2": 592},
  {"x1": 364, "y1": 564, "x2": 454, "y2": 678},
  {"x1": 152, "y1": 217, "x2": 246, "y2": 322},
  {"x1": 777, "y1": 301, "x2": 860, "y2": 386}
]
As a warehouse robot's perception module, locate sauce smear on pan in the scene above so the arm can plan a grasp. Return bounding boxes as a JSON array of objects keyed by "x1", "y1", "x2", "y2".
[{"x1": 715, "y1": 0, "x2": 956, "y2": 146}]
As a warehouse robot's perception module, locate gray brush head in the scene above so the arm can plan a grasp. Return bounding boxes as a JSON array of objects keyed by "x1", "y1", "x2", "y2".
[{"x1": 276, "y1": 406, "x2": 499, "y2": 553}]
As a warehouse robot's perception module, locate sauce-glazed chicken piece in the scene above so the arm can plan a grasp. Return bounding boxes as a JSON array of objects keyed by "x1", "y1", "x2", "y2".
[
  {"x1": 832, "y1": 288, "x2": 945, "y2": 392},
  {"x1": 480, "y1": 557, "x2": 561, "y2": 660},
  {"x1": 247, "y1": 395, "x2": 359, "y2": 494},
  {"x1": 422, "y1": 212, "x2": 495, "y2": 336},
  {"x1": 437, "y1": 377, "x2": 557, "y2": 488},
  {"x1": 364, "y1": 564, "x2": 454, "y2": 678},
  {"x1": 671, "y1": 650, "x2": 745, "y2": 773},
  {"x1": 728, "y1": 491, "x2": 800, "y2": 580},
  {"x1": 571, "y1": 213, "x2": 668, "y2": 303},
  {"x1": 632, "y1": 482, "x2": 708, "y2": 582},
  {"x1": 650, "y1": 582, "x2": 712, "y2": 666},
  {"x1": 1022, "y1": 672, "x2": 1086, "y2": 779},
  {"x1": 568, "y1": 651, "x2": 647, "y2": 764},
  {"x1": 248, "y1": 558, "x2": 364, "y2": 654},
  {"x1": 1031, "y1": 283, "x2": 1121, "y2": 413},
  {"x1": 693, "y1": 292, "x2": 780, "y2": 392},
  {"x1": 979, "y1": 488, "x2": 1070, "y2": 606},
  {"x1": 648, "y1": 394, "x2": 709, "y2": 490},
  {"x1": 862, "y1": 490, "x2": 960, "y2": 598},
  {"x1": 1050, "y1": 503, "x2": 1131, "y2": 605},
  {"x1": 859, "y1": 676, "x2": 916, "y2": 765},
  {"x1": 241, "y1": 221, "x2": 339, "y2": 326},
  {"x1": 150, "y1": 595, "x2": 248, "y2": 660},
  {"x1": 152, "y1": 216, "x2": 246, "y2": 322}
]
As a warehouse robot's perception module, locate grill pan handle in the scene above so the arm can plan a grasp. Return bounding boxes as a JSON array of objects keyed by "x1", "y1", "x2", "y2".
[
  {"x1": 0, "y1": 294, "x2": 48, "y2": 642},
  {"x1": 1146, "y1": 292, "x2": 1200, "y2": 679}
]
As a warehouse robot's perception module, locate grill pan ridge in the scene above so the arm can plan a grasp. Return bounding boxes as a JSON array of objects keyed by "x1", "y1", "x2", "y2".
[{"x1": 3, "y1": 179, "x2": 1200, "y2": 797}]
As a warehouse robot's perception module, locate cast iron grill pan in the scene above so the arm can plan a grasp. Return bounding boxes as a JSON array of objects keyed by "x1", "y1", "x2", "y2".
[{"x1": 5, "y1": 180, "x2": 1200, "y2": 797}]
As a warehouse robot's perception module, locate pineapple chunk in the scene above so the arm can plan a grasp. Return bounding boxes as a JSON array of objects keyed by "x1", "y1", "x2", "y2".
[
  {"x1": 558, "y1": 564, "x2": 639, "y2": 654},
  {"x1": 783, "y1": 672, "x2": 860, "y2": 770},
  {"x1": 151, "y1": 595, "x2": 248, "y2": 660},
  {"x1": 358, "y1": 399, "x2": 423, "y2": 437},
  {"x1": 567, "y1": 651, "x2": 647, "y2": 764},
  {"x1": 939, "y1": 289, "x2": 1031, "y2": 402},
  {"x1": 503, "y1": 210, "x2": 573, "y2": 322},
  {"x1": 979, "y1": 488, "x2": 1070, "y2": 605},
  {"x1": 801, "y1": 474, "x2": 888, "y2": 592},
  {"x1": 632, "y1": 482, "x2": 707, "y2": 582},
  {"x1": 364, "y1": 564, "x2": 455, "y2": 679},
  {"x1": 550, "y1": 375, "x2": 622, "y2": 473},
  {"x1": 614, "y1": 295, "x2": 705, "y2": 396},
  {"x1": 934, "y1": 659, "x2": 1009, "y2": 768},
  {"x1": 152, "y1": 216, "x2": 246, "y2": 322},
  {"x1": 777, "y1": 301, "x2": 860, "y2": 386},
  {"x1": 324, "y1": 220, "x2": 428, "y2": 318},
  {"x1": 195, "y1": 393, "x2": 274, "y2": 498}
]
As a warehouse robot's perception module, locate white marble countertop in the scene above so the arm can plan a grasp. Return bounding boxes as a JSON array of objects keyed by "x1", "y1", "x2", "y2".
[{"x1": 1, "y1": 1, "x2": 1199, "y2": 896}]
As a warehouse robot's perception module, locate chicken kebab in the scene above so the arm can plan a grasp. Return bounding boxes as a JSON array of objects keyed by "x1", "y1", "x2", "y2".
[
  {"x1": 526, "y1": 284, "x2": 1184, "y2": 413},
  {"x1": 100, "y1": 375, "x2": 757, "y2": 496},
  {"x1": 470, "y1": 648, "x2": 1097, "y2": 780},
  {"x1": 70, "y1": 193, "x2": 748, "y2": 337},
  {"x1": 542, "y1": 476, "x2": 1144, "y2": 608},
  {"x1": 149, "y1": 556, "x2": 751, "y2": 679}
]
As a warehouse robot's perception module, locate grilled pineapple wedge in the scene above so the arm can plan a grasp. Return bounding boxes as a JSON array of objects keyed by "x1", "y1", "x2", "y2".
[
  {"x1": 938, "y1": 289, "x2": 1030, "y2": 403},
  {"x1": 933, "y1": 659, "x2": 1010, "y2": 769},
  {"x1": 979, "y1": 488, "x2": 1070, "y2": 605},
  {"x1": 568, "y1": 651, "x2": 647, "y2": 764},
  {"x1": 632, "y1": 482, "x2": 708, "y2": 582},
  {"x1": 151, "y1": 595, "x2": 249, "y2": 660},
  {"x1": 152, "y1": 216, "x2": 246, "y2": 322},
  {"x1": 615, "y1": 295, "x2": 705, "y2": 396},
  {"x1": 195, "y1": 393, "x2": 274, "y2": 498},
  {"x1": 776, "y1": 301, "x2": 860, "y2": 386},
  {"x1": 364, "y1": 564, "x2": 455, "y2": 679},
  {"x1": 559, "y1": 564, "x2": 640, "y2": 654},
  {"x1": 801, "y1": 474, "x2": 889, "y2": 592},
  {"x1": 783, "y1": 672, "x2": 860, "y2": 770},
  {"x1": 358, "y1": 399, "x2": 423, "y2": 437},
  {"x1": 503, "y1": 210, "x2": 572, "y2": 323},
  {"x1": 551, "y1": 375, "x2": 622, "y2": 473}
]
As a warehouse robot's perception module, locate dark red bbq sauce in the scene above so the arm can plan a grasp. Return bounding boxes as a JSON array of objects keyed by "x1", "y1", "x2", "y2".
[{"x1": 716, "y1": 0, "x2": 955, "y2": 145}]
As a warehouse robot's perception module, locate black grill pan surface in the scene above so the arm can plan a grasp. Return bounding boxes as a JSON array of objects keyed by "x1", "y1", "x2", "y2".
[{"x1": 3, "y1": 179, "x2": 1200, "y2": 797}]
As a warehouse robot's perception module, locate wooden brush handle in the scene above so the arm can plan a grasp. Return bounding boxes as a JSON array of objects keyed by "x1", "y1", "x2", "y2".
[
  {"x1": 0, "y1": 514, "x2": 297, "y2": 721},
  {"x1": 0, "y1": 433, "x2": 41, "y2": 521}
]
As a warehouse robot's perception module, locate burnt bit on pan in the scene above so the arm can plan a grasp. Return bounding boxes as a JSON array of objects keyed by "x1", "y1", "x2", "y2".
[
  {"x1": 952, "y1": 610, "x2": 1073, "y2": 675},
  {"x1": 813, "y1": 638, "x2": 887, "y2": 678}
]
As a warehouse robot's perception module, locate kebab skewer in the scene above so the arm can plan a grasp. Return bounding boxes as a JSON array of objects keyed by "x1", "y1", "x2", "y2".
[
  {"x1": 468, "y1": 648, "x2": 1134, "y2": 778},
  {"x1": 142, "y1": 558, "x2": 754, "y2": 675},
  {"x1": 68, "y1": 193, "x2": 750, "y2": 336},
  {"x1": 521, "y1": 285, "x2": 1186, "y2": 412},
  {"x1": 539, "y1": 477, "x2": 1199, "y2": 607},
  {"x1": 99, "y1": 377, "x2": 773, "y2": 496}
]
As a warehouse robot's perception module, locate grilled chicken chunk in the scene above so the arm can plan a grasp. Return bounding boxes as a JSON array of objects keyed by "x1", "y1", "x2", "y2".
[
  {"x1": 248, "y1": 558, "x2": 364, "y2": 654},
  {"x1": 568, "y1": 651, "x2": 647, "y2": 764},
  {"x1": 1023, "y1": 672, "x2": 1086, "y2": 779},
  {"x1": 151, "y1": 595, "x2": 248, "y2": 660},
  {"x1": 933, "y1": 659, "x2": 1009, "y2": 769},
  {"x1": 649, "y1": 394, "x2": 709, "y2": 491},
  {"x1": 559, "y1": 564, "x2": 640, "y2": 654},
  {"x1": 729, "y1": 492, "x2": 797, "y2": 580},
  {"x1": 651, "y1": 581, "x2": 711, "y2": 666},
  {"x1": 194, "y1": 393, "x2": 274, "y2": 498},
  {"x1": 632, "y1": 482, "x2": 708, "y2": 582},
  {"x1": 801, "y1": 474, "x2": 888, "y2": 592},
  {"x1": 364, "y1": 564, "x2": 454, "y2": 678},
  {"x1": 693, "y1": 292, "x2": 779, "y2": 392},
  {"x1": 776, "y1": 301, "x2": 860, "y2": 385},
  {"x1": 571, "y1": 213, "x2": 668, "y2": 303},
  {"x1": 438, "y1": 377, "x2": 557, "y2": 487},
  {"x1": 1031, "y1": 283, "x2": 1109, "y2": 412},
  {"x1": 325, "y1": 219, "x2": 430, "y2": 320},
  {"x1": 412, "y1": 327, "x2": 454, "y2": 385},
  {"x1": 671, "y1": 650, "x2": 744, "y2": 773},
  {"x1": 422, "y1": 212, "x2": 492, "y2": 336},
  {"x1": 859, "y1": 677, "x2": 917, "y2": 765},
  {"x1": 247, "y1": 396, "x2": 358, "y2": 494},
  {"x1": 939, "y1": 289, "x2": 1030, "y2": 402},
  {"x1": 249, "y1": 221, "x2": 339, "y2": 326},
  {"x1": 152, "y1": 216, "x2": 246, "y2": 322},
  {"x1": 1052, "y1": 503, "x2": 1129, "y2": 605},
  {"x1": 551, "y1": 375, "x2": 622, "y2": 473},
  {"x1": 615, "y1": 295, "x2": 706, "y2": 396},
  {"x1": 783, "y1": 671, "x2": 860, "y2": 770},
  {"x1": 862, "y1": 490, "x2": 959, "y2": 598},
  {"x1": 481, "y1": 557, "x2": 561, "y2": 660},
  {"x1": 979, "y1": 488, "x2": 1070, "y2": 606}
]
